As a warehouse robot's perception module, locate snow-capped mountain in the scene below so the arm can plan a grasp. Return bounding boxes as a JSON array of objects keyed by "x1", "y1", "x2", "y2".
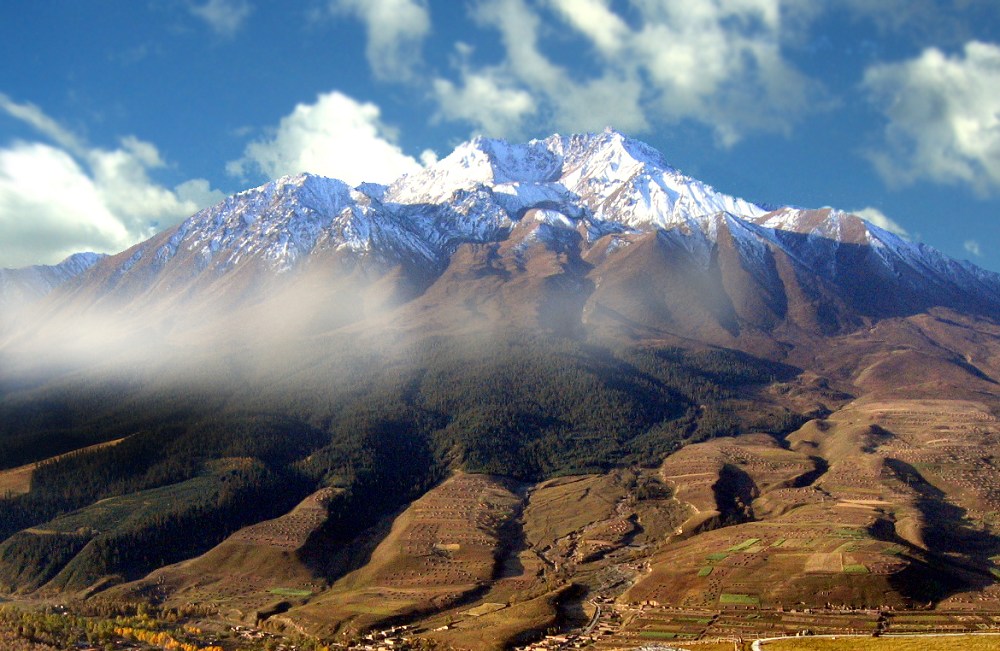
[
  {"x1": 12, "y1": 129, "x2": 1000, "y2": 349},
  {"x1": 94, "y1": 129, "x2": 770, "y2": 277}
]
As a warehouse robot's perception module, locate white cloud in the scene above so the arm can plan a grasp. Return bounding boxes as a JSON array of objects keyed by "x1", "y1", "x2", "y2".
[
  {"x1": 175, "y1": 178, "x2": 226, "y2": 207},
  {"x1": 228, "y1": 91, "x2": 424, "y2": 185},
  {"x1": 432, "y1": 67, "x2": 537, "y2": 136},
  {"x1": 0, "y1": 144, "x2": 126, "y2": 267},
  {"x1": 432, "y1": 0, "x2": 820, "y2": 144},
  {"x1": 0, "y1": 93, "x2": 85, "y2": 154},
  {"x1": 419, "y1": 149, "x2": 439, "y2": 167},
  {"x1": 548, "y1": 0, "x2": 630, "y2": 56},
  {"x1": 630, "y1": 0, "x2": 818, "y2": 146},
  {"x1": 965, "y1": 239, "x2": 982, "y2": 257},
  {"x1": 853, "y1": 206, "x2": 909, "y2": 237},
  {"x1": 189, "y1": 0, "x2": 253, "y2": 37},
  {"x1": 476, "y1": 0, "x2": 561, "y2": 91},
  {"x1": 329, "y1": 0, "x2": 430, "y2": 81},
  {"x1": 863, "y1": 40, "x2": 1000, "y2": 194},
  {"x1": 433, "y1": 0, "x2": 647, "y2": 137},
  {"x1": 0, "y1": 98, "x2": 225, "y2": 268}
]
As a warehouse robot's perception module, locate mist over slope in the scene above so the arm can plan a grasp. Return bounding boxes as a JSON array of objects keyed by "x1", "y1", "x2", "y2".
[{"x1": 0, "y1": 252, "x2": 104, "y2": 328}]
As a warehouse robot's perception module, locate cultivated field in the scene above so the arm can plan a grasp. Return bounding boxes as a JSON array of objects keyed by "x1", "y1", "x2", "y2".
[
  {"x1": 110, "y1": 484, "x2": 341, "y2": 622},
  {"x1": 764, "y1": 634, "x2": 1000, "y2": 650},
  {"x1": 290, "y1": 472, "x2": 526, "y2": 638}
]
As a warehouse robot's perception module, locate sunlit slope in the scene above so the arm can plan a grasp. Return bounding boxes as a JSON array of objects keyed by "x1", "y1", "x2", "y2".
[{"x1": 625, "y1": 398, "x2": 1000, "y2": 611}]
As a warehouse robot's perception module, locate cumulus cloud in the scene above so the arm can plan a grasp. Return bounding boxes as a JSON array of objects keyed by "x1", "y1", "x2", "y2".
[
  {"x1": 863, "y1": 40, "x2": 1000, "y2": 194},
  {"x1": 631, "y1": 0, "x2": 820, "y2": 145},
  {"x1": 432, "y1": 63, "x2": 537, "y2": 137},
  {"x1": 329, "y1": 0, "x2": 430, "y2": 81},
  {"x1": 965, "y1": 240, "x2": 982, "y2": 257},
  {"x1": 430, "y1": 0, "x2": 820, "y2": 144},
  {"x1": 189, "y1": 0, "x2": 253, "y2": 37},
  {"x1": 548, "y1": 0, "x2": 630, "y2": 56},
  {"x1": 853, "y1": 206, "x2": 909, "y2": 237},
  {"x1": 227, "y1": 91, "x2": 426, "y2": 185},
  {"x1": 0, "y1": 96, "x2": 224, "y2": 268},
  {"x1": 432, "y1": 0, "x2": 648, "y2": 137}
]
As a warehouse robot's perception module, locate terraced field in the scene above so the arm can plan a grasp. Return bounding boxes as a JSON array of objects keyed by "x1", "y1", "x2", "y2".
[
  {"x1": 289, "y1": 472, "x2": 526, "y2": 637},
  {"x1": 620, "y1": 398, "x2": 1000, "y2": 615},
  {"x1": 111, "y1": 485, "x2": 341, "y2": 622},
  {"x1": 6, "y1": 392, "x2": 1000, "y2": 650},
  {"x1": 585, "y1": 607, "x2": 1000, "y2": 649}
]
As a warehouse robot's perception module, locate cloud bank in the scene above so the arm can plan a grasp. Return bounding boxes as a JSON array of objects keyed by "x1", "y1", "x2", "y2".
[
  {"x1": 0, "y1": 95, "x2": 225, "y2": 269},
  {"x1": 227, "y1": 91, "x2": 429, "y2": 186},
  {"x1": 864, "y1": 40, "x2": 1000, "y2": 194},
  {"x1": 430, "y1": 0, "x2": 821, "y2": 145}
]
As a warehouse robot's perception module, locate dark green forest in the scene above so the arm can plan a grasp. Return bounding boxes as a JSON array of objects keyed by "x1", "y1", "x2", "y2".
[{"x1": 0, "y1": 332, "x2": 804, "y2": 593}]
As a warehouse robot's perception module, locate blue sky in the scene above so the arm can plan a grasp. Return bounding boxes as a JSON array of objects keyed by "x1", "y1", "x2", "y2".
[{"x1": 1, "y1": 0, "x2": 998, "y2": 272}]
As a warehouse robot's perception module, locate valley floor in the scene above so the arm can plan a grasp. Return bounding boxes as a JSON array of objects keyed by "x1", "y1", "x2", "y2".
[
  {"x1": 4, "y1": 598, "x2": 1000, "y2": 651},
  {"x1": 515, "y1": 604, "x2": 1000, "y2": 650}
]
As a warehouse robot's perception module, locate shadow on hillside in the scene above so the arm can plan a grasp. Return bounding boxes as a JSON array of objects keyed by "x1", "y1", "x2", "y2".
[
  {"x1": 712, "y1": 463, "x2": 759, "y2": 525},
  {"x1": 882, "y1": 458, "x2": 1000, "y2": 604}
]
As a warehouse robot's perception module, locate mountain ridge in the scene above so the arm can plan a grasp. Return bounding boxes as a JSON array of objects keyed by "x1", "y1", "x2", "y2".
[
  {"x1": 0, "y1": 251, "x2": 105, "y2": 324},
  {"x1": 10, "y1": 129, "x2": 997, "y2": 341}
]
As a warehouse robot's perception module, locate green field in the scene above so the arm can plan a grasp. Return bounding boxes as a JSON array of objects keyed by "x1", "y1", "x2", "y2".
[
  {"x1": 720, "y1": 593, "x2": 760, "y2": 606},
  {"x1": 728, "y1": 538, "x2": 762, "y2": 552},
  {"x1": 833, "y1": 528, "x2": 866, "y2": 539},
  {"x1": 268, "y1": 588, "x2": 312, "y2": 597},
  {"x1": 34, "y1": 474, "x2": 220, "y2": 534}
]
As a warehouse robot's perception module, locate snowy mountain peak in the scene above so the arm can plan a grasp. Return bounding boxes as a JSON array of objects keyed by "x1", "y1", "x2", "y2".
[
  {"x1": 386, "y1": 129, "x2": 765, "y2": 239},
  {"x1": 37, "y1": 130, "x2": 998, "y2": 325},
  {"x1": 547, "y1": 128, "x2": 672, "y2": 173},
  {"x1": 386, "y1": 136, "x2": 563, "y2": 205},
  {"x1": 755, "y1": 207, "x2": 911, "y2": 250},
  {"x1": 151, "y1": 132, "x2": 942, "y2": 281}
]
